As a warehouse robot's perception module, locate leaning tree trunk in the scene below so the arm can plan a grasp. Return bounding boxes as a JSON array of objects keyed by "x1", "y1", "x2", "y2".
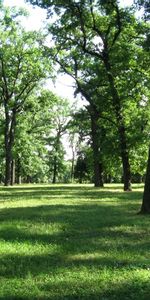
[
  {"x1": 103, "y1": 53, "x2": 132, "y2": 191},
  {"x1": 75, "y1": 82, "x2": 104, "y2": 187},
  {"x1": 90, "y1": 109, "x2": 104, "y2": 187},
  {"x1": 140, "y1": 148, "x2": 150, "y2": 214}
]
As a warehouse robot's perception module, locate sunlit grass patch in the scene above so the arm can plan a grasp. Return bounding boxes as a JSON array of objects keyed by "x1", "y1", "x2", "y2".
[{"x1": 0, "y1": 183, "x2": 149, "y2": 299}]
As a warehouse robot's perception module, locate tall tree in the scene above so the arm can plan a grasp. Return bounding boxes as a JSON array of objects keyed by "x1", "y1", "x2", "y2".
[
  {"x1": 134, "y1": 0, "x2": 150, "y2": 213},
  {"x1": 0, "y1": 6, "x2": 50, "y2": 185},
  {"x1": 27, "y1": 0, "x2": 149, "y2": 195},
  {"x1": 49, "y1": 47, "x2": 111, "y2": 187},
  {"x1": 13, "y1": 90, "x2": 52, "y2": 184},
  {"x1": 27, "y1": 0, "x2": 144, "y2": 191}
]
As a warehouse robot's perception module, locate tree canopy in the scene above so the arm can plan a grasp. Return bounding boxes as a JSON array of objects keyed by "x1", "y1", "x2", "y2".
[{"x1": 0, "y1": 0, "x2": 150, "y2": 212}]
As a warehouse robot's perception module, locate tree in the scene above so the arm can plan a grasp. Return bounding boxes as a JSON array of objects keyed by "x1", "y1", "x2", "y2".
[
  {"x1": 51, "y1": 32, "x2": 148, "y2": 188},
  {"x1": 12, "y1": 91, "x2": 51, "y2": 184},
  {"x1": 43, "y1": 93, "x2": 71, "y2": 183},
  {"x1": 140, "y1": 149, "x2": 150, "y2": 213},
  {"x1": 0, "y1": 6, "x2": 50, "y2": 185},
  {"x1": 48, "y1": 41, "x2": 112, "y2": 187},
  {"x1": 13, "y1": 89, "x2": 71, "y2": 184},
  {"x1": 134, "y1": 0, "x2": 150, "y2": 213},
  {"x1": 74, "y1": 149, "x2": 90, "y2": 183},
  {"x1": 27, "y1": 0, "x2": 150, "y2": 197},
  {"x1": 67, "y1": 124, "x2": 79, "y2": 183},
  {"x1": 27, "y1": 0, "x2": 146, "y2": 191}
]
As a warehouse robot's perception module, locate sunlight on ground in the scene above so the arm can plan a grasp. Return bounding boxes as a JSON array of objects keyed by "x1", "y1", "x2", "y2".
[{"x1": 0, "y1": 184, "x2": 149, "y2": 300}]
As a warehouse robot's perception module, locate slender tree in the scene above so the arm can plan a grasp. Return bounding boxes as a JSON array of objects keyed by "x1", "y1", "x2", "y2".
[{"x1": 45, "y1": 95, "x2": 70, "y2": 183}]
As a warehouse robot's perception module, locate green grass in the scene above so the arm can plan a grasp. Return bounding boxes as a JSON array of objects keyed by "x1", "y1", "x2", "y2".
[{"x1": 0, "y1": 183, "x2": 150, "y2": 300}]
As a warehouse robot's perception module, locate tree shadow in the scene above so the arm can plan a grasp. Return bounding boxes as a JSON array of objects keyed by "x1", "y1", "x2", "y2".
[
  {"x1": 40, "y1": 275, "x2": 150, "y2": 300},
  {"x1": 0, "y1": 184, "x2": 143, "y2": 203},
  {"x1": 0, "y1": 203, "x2": 149, "y2": 275},
  {"x1": 0, "y1": 185, "x2": 149, "y2": 300}
]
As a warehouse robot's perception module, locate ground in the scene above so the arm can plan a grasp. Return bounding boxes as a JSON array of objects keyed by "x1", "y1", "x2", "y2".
[{"x1": 0, "y1": 184, "x2": 149, "y2": 299}]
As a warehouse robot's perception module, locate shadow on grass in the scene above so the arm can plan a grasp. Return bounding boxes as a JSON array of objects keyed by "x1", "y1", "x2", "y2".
[
  {"x1": 0, "y1": 203, "x2": 149, "y2": 277},
  {"x1": 0, "y1": 184, "x2": 143, "y2": 203},
  {"x1": 0, "y1": 185, "x2": 149, "y2": 300},
  {"x1": 0, "y1": 267, "x2": 149, "y2": 300},
  {"x1": 39, "y1": 274, "x2": 150, "y2": 300},
  {"x1": 40, "y1": 279, "x2": 150, "y2": 300}
]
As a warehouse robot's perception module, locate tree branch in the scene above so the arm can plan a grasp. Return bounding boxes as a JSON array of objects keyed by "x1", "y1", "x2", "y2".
[
  {"x1": 111, "y1": 3, "x2": 122, "y2": 47},
  {"x1": 0, "y1": 57, "x2": 9, "y2": 101}
]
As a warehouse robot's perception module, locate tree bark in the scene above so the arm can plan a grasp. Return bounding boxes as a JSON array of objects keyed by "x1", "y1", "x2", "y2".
[
  {"x1": 103, "y1": 52, "x2": 132, "y2": 191},
  {"x1": 90, "y1": 108, "x2": 104, "y2": 187},
  {"x1": 27, "y1": 175, "x2": 31, "y2": 183},
  {"x1": 71, "y1": 148, "x2": 75, "y2": 182},
  {"x1": 52, "y1": 131, "x2": 61, "y2": 184},
  {"x1": 4, "y1": 109, "x2": 16, "y2": 186},
  {"x1": 52, "y1": 155, "x2": 57, "y2": 184},
  {"x1": 140, "y1": 148, "x2": 150, "y2": 214},
  {"x1": 4, "y1": 112, "x2": 12, "y2": 186},
  {"x1": 5, "y1": 147, "x2": 12, "y2": 186},
  {"x1": 11, "y1": 159, "x2": 15, "y2": 186},
  {"x1": 118, "y1": 124, "x2": 132, "y2": 191},
  {"x1": 16, "y1": 157, "x2": 22, "y2": 184}
]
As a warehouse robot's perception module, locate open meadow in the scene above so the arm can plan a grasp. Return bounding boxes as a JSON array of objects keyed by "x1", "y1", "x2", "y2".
[{"x1": 0, "y1": 184, "x2": 150, "y2": 300}]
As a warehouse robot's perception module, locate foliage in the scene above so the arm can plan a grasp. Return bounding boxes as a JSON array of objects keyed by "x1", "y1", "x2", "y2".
[
  {"x1": 0, "y1": 5, "x2": 52, "y2": 185},
  {"x1": 44, "y1": 93, "x2": 71, "y2": 183},
  {"x1": 0, "y1": 7, "x2": 49, "y2": 104},
  {"x1": 74, "y1": 148, "x2": 91, "y2": 183},
  {"x1": 26, "y1": 0, "x2": 150, "y2": 189},
  {"x1": 0, "y1": 1, "x2": 149, "y2": 189}
]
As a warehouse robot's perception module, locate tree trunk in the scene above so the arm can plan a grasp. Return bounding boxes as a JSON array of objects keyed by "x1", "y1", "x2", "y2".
[
  {"x1": 5, "y1": 148, "x2": 12, "y2": 186},
  {"x1": 75, "y1": 83, "x2": 104, "y2": 187},
  {"x1": 90, "y1": 108, "x2": 104, "y2": 187},
  {"x1": 11, "y1": 159, "x2": 15, "y2": 186},
  {"x1": 27, "y1": 175, "x2": 31, "y2": 183},
  {"x1": 52, "y1": 131, "x2": 61, "y2": 184},
  {"x1": 52, "y1": 155, "x2": 57, "y2": 184},
  {"x1": 4, "y1": 112, "x2": 12, "y2": 186},
  {"x1": 140, "y1": 148, "x2": 150, "y2": 214},
  {"x1": 18, "y1": 175, "x2": 22, "y2": 184},
  {"x1": 4, "y1": 109, "x2": 16, "y2": 186},
  {"x1": 16, "y1": 157, "x2": 22, "y2": 184},
  {"x1": 71, "y1": 148, "x2": 75, "y2": 182},
  {"x1": 108, "y1": 175, "x2": 112, "y2": 183},
  {"x1": 79, "y1": 172, "x2": 83, "y2": 184},
  {"x1": 103, "y1": 52, "x2": 132, "y2": 191},
  {"x1": 118, "y1": 125, "x2": 132, "y2": 191}
]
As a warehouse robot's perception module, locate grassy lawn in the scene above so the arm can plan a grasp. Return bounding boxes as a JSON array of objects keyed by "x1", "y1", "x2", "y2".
[{"x1": 0, "y1": 183, "x2": 150, "y2": 300}]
